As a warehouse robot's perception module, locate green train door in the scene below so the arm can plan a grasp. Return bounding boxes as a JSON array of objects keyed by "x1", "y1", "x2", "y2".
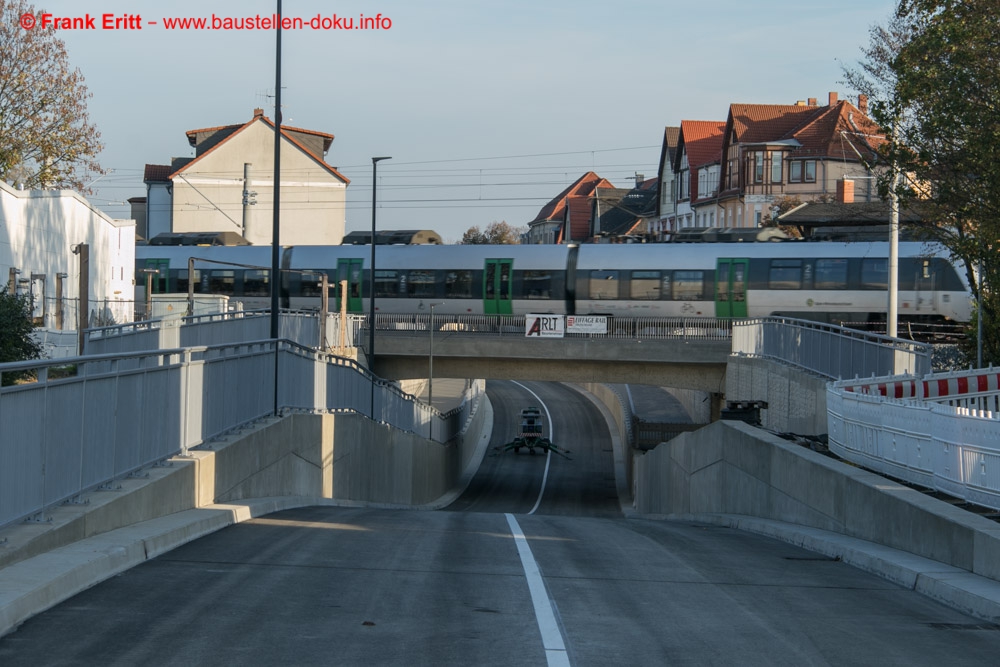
[
  {"x1": 715, "y1": 258, "x2": 749, "y2": 318},
  {"x1": 336, "y1": 258, "x2": 364, "y2": 313},
  {"x1": 143, "y1": 258, "x2": 170, "y2": 294},
  {"x1": 484, "y1": 259, "x2": 513, "y2": 315}
]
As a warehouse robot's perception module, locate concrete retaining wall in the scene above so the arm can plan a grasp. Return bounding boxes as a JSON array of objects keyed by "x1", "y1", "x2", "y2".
[
  {"x1": 726, "y1": 355, "x2": 829, "y2": 436},
  {"x1": 634, "y1": 420, "x2": 1000, "y2": 582},
  {"x1": 0, "y1": 402, "x2": 487, "y2": 570}
]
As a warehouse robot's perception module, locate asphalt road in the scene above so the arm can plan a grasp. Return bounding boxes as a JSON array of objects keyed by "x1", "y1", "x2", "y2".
[{"x1": 3, "y1": 381, "x2": 1000, "y2": 666}]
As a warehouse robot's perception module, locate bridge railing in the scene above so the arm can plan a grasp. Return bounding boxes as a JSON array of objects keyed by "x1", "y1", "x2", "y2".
[
  {"x1": 371, "y1": 313, "x2": 732, "y2": 341},
  {"x1": 732, "y1": 316, "x2": 932, "y2": 380},
  {"x1": 83, "y1": 310, "x2": 363, "y2": 355},
  {"x1": 0, "y1": 340, "x2": 480, "y2": 531},
  {"x1": 828, "y1": 366, "x2": 1000, "y2": 511}
]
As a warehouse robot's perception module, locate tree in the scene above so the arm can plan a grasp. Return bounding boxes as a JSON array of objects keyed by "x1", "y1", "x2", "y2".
[
  {"x1": 0, "y1": 285, "x2": 42, "y2": 385},
  {"x1": 459, "y1": 221, "x2": 524, "y2": 245},
  {"x1": 0, "y1": 0, "x2": 104, "y2": 191},
  {"x1": 844, "y1": 1, "x2": 1000, "y2": 365}
]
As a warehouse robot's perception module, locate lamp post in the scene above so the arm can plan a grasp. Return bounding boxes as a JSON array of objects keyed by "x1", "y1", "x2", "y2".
[
  {"x1": 368, "y1": 156, "x2": 391, "y2": 419},
  {"x1": 428, "y1": 302, "x2": 444, "y2": 410}
]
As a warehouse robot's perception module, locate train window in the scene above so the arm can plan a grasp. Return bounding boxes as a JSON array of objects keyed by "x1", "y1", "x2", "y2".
[
  {"x1": 445, "y1": 270, "x2": 473, "y2": 298},
  {"x1": 374, "y1": 270, "x2": 400, "y2": 297},
  {"x1": 630, "y1": 271, "x2": 661, "y2": 300},
  {"x1": 243, "y1": 270, "x2": 270, "y2": 296},
  {"x1": 861, "y1": 259, "x2": 888, "y2": 289},
  {"x1": 814, "y1": 259, "x2": 848, "y2": 290},
  {"x1": 589, "y1": 270, "x2": 620, "y2": 300},
  {"x1": 407, "y1": 270, "x2": 436, "y2": 298},
  {"x1": 207, "y1": 270, "x2": 235, "y2": 295},
  {"x1": 175, "y1": 269, "x2": 201, "y2": 294},
  {"x1": 523, "y1": 270, "x2": 553, "y2": 299},
  {"x1": 300, "y1": 274, "x2": 322, "y2": 298},
  {"x1": 673, "y1": 271, "x2": 704, "y2": 301},
  {"x1": 768, "y1": 260, "x2": 802, "y2": 289}
]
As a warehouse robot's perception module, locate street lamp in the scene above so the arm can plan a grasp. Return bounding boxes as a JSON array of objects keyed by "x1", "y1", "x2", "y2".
[
  {"x1": 428, "y1": 302, "x2": 444, "y2": 410},
  {"x1": 368, "y1": 156, "x2": 391, "y2": 420},
  {"x1": 368, "y1": 156, "x2": 391, "y2": 371}
]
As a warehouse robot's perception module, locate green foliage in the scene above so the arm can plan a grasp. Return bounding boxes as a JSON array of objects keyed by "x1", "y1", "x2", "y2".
[
  {"x1": 845, "y1": 1, "x2": 1000, "y2": 367},
  {"x1": 0, "y1": 285, "x2": 42, "y2": 385},
  {"x1": 460, "y1": 221, "x2": 525, "y2": 245},
  {"x1": 0, "y1": 0, "x2": 104, "y2": 191}
]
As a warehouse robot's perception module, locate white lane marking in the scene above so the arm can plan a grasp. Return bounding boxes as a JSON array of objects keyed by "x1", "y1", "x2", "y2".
[
  {"x1": 505, "y1": 513, "x2": 571, "y2": 667},
  {"x1": 511, "y1": 381, "x2": 553, "y2": 516}
]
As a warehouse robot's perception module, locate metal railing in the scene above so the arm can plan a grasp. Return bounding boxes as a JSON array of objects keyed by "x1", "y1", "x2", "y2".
[
  {"x1": 370, "y1": 313, "x2": 733, "y2": 341},
  {"x1": 828, "y1": 366, "x2": 1000, "y2": 511},
  {"x1": 732, "y1": 316, "x2": 932, "y2": 380},
  {"x1": 0, "y1": 340, "x2": 482, "y2": 531},
  {"x1": 83, "y1": 310, "x2": 363, "y2": 356}
]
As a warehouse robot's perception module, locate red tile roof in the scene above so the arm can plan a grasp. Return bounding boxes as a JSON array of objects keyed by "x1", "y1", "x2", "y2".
[
  {"x1": 531, "y1": 171, "x2": 606, "y2": 224},
  {"x1": 143, "y1": 164, "x2": 172, "y2": 182},
  {"x1": 679, "y1": 120, "x2": 725, "y2": 169}
]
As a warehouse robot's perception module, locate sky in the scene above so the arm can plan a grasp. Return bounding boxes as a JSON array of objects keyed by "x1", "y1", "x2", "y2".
[{"x1": 32, "y1": 0, "x2": 899, "y2": 243}]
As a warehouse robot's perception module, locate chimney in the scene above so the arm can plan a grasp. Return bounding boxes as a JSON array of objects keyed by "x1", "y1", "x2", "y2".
[
  {"x1": 808, "y1": 98, "x2": 817, "y2": 107},
  {"x1": 635, "y1": 173, "x2": 644, "y2": 188},
  {"x1": 828, "y1": 91, "x2": 839, "y2": 106},
  {"x1": 253, "y1": 107, "x2": 264, "y2": 118},
  {"x1": 836, "y1": 178, "x2": 855, "y2": 204},
  {"x1": 858, "y1": 94, "x2": 868, "y2": 115},
  {"x1": 795, "y1": 100, "x2": 807, "y2": 106}
]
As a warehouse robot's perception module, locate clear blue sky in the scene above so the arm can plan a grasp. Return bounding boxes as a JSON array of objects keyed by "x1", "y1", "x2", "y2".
[{"x1": 38, "y1": 0, "x2": 898, "y2": 242}]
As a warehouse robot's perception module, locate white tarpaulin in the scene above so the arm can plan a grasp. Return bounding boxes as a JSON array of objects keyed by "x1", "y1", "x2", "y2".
[
  {"x1": 566, "y1": 315, "x2": 607, "y2": 334},
  {"x1": 525, "y1": 314, "x2": 565, "y2": 338}
]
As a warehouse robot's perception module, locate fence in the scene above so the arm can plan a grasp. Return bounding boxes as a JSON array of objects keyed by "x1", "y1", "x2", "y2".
[
  {"x1": 828, "y1": 366, "x2": 1000, "y2": 511},
  {"x1": 732, "y1": 316, "x2": 932, "y2": 380},
  {"x1": 370, "y1": 314, "x2": 733, "y2": 341},
  {"x1": 84, "y1": 310, "x2": 363, "y2": 356},
  {"x1": 0, "y1": 341, "x2": 482, "y2": 531}
]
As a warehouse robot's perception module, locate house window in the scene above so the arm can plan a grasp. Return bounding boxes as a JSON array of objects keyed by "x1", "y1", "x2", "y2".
[
  {"x1": 770, "y1": 151, "x2": 783, "y2": 183},
  {"x1": 789, "y1": 160, "x2": 817, "y2": 183},
  {"x1": 753, "y1": 152, "x2": 764, "y2": 183}
]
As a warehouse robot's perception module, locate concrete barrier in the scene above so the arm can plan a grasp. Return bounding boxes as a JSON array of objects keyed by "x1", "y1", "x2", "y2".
[
  {"x1": 726, "y1": 355, "x2": 829, "y2": 435},
  {"x1": 0, "y1": 397, "x2": 488, "y2": 572},
  {"x1": 634, "y1": 420, "x2": 1000, "y2": 582}
]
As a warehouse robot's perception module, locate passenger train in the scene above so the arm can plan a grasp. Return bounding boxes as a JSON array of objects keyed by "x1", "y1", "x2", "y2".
[{"x1": 135, "y1": 241, "x2": 972, "y2": 324}]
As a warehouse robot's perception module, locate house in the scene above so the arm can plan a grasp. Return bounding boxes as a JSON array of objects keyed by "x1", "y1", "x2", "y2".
[
  {"x1": 526, "y1": 172, "x2": 614, "y2": 244},
  {"x1": 652, "y1": 126, "x2": 680, "y2": 240},
  {"x1": 143, "y1": 109, "x2": 350, "y2": 246},
  {"x1": 672, "y1": 120, "x2": 726, "y2": 233},
  {"x1": 0, "y1": 180, "x2": 135, "y2": 330},
  {"x1": 716, "y1": 92, "x2": 882, "y2": 228},
  {"x1": 592, "y1": 176, "x2": 659, "y2": 242}
]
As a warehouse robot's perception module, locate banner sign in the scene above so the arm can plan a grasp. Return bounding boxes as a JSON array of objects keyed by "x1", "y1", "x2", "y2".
[
  {"x1": 566, "y1": 315, "x2": 607, "y2": 334},
  {"x1": 525, "y1": 314, "x2": 565, "y2": 338}
]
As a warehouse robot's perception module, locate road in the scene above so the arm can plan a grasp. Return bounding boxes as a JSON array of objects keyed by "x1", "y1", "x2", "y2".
[{"x1": 3, "y1": 381, "x2": 1000, "y2": 666}]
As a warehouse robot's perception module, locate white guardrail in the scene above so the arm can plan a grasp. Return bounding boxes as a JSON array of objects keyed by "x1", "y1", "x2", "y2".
[
  {"x1": 828, "y1": 367, "x2": 1000, "y2": 510},
  {"x1": 0, "y1": 341, "x2": 483, "y2": 531}
]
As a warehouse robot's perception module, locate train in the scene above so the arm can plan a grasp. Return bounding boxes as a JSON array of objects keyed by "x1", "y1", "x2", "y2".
[{"x1": 135, "y1": 241, "x2": 972, "y2": 325}]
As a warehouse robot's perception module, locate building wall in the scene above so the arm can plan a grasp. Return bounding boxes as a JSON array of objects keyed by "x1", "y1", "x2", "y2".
[
  {"x1": 146, "y1": 182, "x2": 172, "y2": 241},
  {"x1": 168, "y1": 122, "x2": 347, "y2": 246},
  {"x1": 0, "y1": 180, "x2": 135, "y2": 328}
]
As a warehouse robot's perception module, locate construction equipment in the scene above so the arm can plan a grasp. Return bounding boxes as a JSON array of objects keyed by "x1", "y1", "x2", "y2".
[{"x1": 495, "y1": 407, "x2": 571, "y2": 459}]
